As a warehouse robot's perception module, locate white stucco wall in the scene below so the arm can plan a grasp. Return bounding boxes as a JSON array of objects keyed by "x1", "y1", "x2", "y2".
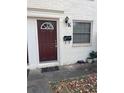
[{"x1": 27, "y1": 0, "x2": 97, "y2": 69}]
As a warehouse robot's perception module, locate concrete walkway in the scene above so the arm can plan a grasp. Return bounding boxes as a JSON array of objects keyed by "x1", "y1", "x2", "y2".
[{"x1": 27, "y1": 62, "x2": 97, "y2": 93}]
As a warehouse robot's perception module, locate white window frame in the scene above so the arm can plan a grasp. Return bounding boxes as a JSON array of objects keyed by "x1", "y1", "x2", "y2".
[{"x1": 72, "y1": 20, "x2": 93, "y2": 47}]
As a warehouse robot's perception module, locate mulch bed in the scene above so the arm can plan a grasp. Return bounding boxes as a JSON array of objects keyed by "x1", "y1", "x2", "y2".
[{"x1": 49, "y1": 73, "x2": 97, "y2": 93}]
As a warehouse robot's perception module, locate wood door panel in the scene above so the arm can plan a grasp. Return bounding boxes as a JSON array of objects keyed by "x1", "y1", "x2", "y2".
[{"x1": 37, "y1": 20, "x2": 57, "y2": 62}]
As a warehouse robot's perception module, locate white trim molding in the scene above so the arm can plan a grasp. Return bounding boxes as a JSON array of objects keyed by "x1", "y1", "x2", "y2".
[
  {"x1": 27, "y1": 8, "x2": 64, "y2": 14},
  {"x1": 27, "y1": 17, "x2": 61, "y2": 69}
]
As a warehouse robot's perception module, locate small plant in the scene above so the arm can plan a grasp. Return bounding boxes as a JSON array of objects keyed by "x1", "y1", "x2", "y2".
[
  {"x1": 89, "y1": 51, "x2": 97, "y2": 59},
  {"x1": 86, "y1": 51, "x2": 97, "y2": 63}
]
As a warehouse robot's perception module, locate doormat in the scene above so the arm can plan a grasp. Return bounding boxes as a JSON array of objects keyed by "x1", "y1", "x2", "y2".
[
  {"x1": 49, "y1": 73, "x2": 97, "y2": 93},
  {"x1": 41, "y1": 66, "x2": 59, "y2": 73}
]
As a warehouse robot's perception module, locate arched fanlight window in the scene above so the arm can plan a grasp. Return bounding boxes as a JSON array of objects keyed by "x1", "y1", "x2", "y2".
[{"x1": 40, "y1": 22, "x2": 54, "y2": 30}]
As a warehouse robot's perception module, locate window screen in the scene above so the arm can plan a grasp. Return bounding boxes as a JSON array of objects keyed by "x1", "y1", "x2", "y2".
[{"x1": 73, "y1": 21, "x2": 91, "y2": 43}]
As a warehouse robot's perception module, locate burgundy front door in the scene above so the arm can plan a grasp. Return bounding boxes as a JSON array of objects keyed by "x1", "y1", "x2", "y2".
[{"x1": 37, "y1": 20, "x2": 57, "y2": 62}]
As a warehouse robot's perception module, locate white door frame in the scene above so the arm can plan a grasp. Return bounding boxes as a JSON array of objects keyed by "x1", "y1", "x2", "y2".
[{"x1": 33, "y1": 17, "x2": 60, "y2": 68}]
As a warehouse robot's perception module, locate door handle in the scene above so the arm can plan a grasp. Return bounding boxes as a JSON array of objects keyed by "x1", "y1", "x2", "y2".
[
  {"x1": 55, "y1": 45, "x2": 57, "y2": 47},
  {"x1": 55, "y1": 40, "x2": 57, "y2": 47},
  {"x1": 55, "y1": 40, "x2": 57, "y2": 44}
]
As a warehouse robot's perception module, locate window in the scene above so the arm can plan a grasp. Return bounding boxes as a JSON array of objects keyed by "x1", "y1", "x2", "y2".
[
  {"x1": 73, "y1": 21, "x2": 91, "y2": 44},
  {"x1": 40, "y1": 22, "x2": 54, "y2": 30}
]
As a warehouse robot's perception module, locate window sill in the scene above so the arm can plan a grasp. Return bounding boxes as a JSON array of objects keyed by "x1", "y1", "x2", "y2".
[{"x1": 72, "y1": 43, "x2": 92, "y2": 47}]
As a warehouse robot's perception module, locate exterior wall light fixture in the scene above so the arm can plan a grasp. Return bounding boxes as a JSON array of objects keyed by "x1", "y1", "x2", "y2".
[{"x1": 65, "y1": 16, "x2": 71, "y2": 27}]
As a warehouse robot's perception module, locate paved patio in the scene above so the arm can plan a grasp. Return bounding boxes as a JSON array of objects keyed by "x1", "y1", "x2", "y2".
[{"x1": 27, "y1": 62, "x2": 97, "y2": 93}]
